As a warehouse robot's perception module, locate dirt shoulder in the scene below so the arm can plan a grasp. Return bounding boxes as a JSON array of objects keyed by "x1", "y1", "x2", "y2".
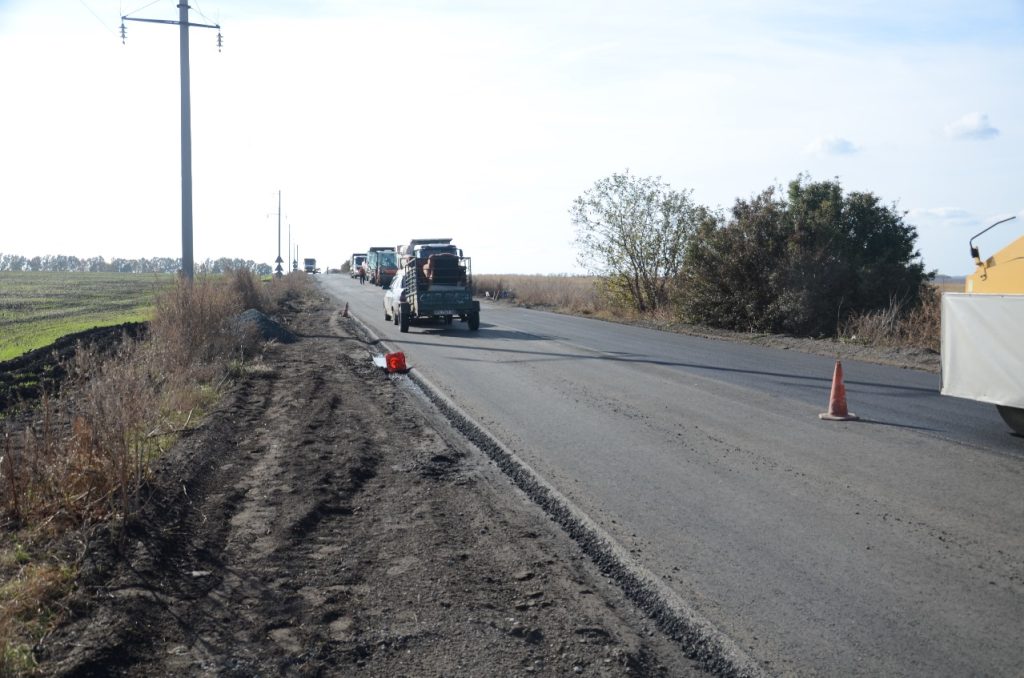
[{"x1": 36, "y1": 294, "x2": 709, "y2": 677}]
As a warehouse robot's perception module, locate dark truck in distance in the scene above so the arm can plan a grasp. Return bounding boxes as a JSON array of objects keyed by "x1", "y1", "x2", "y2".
[
  {"x1": 363, "y1": 247, "x2": 398, "y2": 287},
  {"x1": 384, "y1": 239, "x2": 479, "y2": 332}
]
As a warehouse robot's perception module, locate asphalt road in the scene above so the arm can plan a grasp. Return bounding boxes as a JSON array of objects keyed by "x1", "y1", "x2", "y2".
[{"x1": 319, "y1": 274, "x2": 1023, "y2": 677}]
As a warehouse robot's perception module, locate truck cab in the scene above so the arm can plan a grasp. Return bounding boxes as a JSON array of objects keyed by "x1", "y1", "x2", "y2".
[{"x1": 350, "y1": 253, "x2": 367, "y2": 277}]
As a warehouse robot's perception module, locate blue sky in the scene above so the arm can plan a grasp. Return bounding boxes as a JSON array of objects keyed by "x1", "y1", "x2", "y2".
[{"x1": 1, "y1": 0, "x2": 1021, "y2": 274}]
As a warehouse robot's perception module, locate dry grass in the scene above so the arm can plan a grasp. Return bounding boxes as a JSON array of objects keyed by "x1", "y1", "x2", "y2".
[
  {"x1": 838, "y1": 284, "x2": 942, "y2": 353},
  {"x1": 0, "y1": 270, "x2": 307, "y2": 676},
  {"x1": 474, "y1": 274, "x2": 607, "y2": 315}
]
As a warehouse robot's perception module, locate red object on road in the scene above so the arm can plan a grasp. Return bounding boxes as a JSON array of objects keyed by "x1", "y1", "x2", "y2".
[
  {"x1": 819, "y1": 360, "x2": 859, "y2": 421},
  {"x1": 385, "y1": 352, "x2": 408, "y2": 373}
]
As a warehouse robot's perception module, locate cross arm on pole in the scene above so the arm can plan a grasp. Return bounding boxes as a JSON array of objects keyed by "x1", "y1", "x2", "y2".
[{"x1": 122, "y1": 16, "x2": 220, "y2": 30}]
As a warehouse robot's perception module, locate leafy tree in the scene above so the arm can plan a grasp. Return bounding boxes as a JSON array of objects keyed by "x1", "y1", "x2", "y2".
[
  {"x1": 679, "y1": 175, "x2": 929, "y2": 336},
  {"x1": 571, "y1": 171, "x2": 708, "y2": 312},
  {"x1": 678, "y1": 187, "x2": 790, "y2": 331}
]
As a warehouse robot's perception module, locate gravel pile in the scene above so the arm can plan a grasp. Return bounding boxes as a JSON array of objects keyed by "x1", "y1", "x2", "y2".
[{"x1": 233, "y1": 308, "x2": 297, "y2": 344}]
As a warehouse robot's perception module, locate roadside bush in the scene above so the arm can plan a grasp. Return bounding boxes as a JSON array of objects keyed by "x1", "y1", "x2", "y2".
[
  {"x1": 5, "y1": 351, "x2": 146, "y2": 529},
  {"x1": 149, "y1": 274, "x2": 244, "y2": 371},
  {"x1": 677, "y1": 176, "x2": 931, "y2": 337},
  {"x1": 229, "y1": 268, "x2": 270, "y2": 314},
  {"x1": 571, "y1": 171, "x2": 708, "y2": 312},
  {"x1": 1, "y1": 269, "x2": 311, "y2": 673}
]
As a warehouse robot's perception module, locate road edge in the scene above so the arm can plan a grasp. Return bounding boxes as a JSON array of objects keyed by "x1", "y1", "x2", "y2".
[{"x1": 345, "y1": 308, "x2": 766, "y2": 678}]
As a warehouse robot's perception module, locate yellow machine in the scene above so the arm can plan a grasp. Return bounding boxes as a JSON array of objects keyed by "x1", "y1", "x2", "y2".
[
  {"x1": 965, "y1": 216, "x2": 1024, "y2": 294},
  {"x1": 942, "y1": 216, "x2": 1024, "y2": 436}
]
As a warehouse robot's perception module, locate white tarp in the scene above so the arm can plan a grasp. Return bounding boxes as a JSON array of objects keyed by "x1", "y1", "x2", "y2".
[{"x1": 941, "y1": 294, "x2": 1024, "y2": 408}]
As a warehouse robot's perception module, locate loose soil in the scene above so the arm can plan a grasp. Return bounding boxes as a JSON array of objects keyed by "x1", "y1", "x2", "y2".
[
  {"x1": 0, "y1": 323, "x2": 146, "y2": 413},
  {"x1": 32, "y1": 297, "x2": 712, "y2": 677}
]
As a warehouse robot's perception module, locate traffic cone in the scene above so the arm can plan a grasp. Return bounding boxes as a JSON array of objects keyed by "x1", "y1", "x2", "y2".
[
  {"x1": 385, "y1": 351, "x2": 408, "y2": 373},
  {"x1": 819, "y1": 360, "x2": 859, "y2": 421},
  {"x1": 342, "y1": 302, "x2": 349, "y2": 318}
]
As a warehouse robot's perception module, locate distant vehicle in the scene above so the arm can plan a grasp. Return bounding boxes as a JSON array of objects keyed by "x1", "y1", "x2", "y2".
[
  {"x1": 397, "y1": 238, "x2": 461, "y2": 264},
  {"x1": 303, "y1": 258, "x2": 318, "y2": 274},
  {"x1": 350, "y1": 253, "x2": 367, "y2": 278},
  {"x1": 364, "y1": 247, "x2": 398, "y2": 287},
  {"x1": 384, "y1": 239, "x2": 479, "y2": 332}
]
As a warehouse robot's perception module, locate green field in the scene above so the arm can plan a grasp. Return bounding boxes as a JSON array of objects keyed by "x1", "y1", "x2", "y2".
[{"x1": 0, "y1": 272, "x2": 172, "y2": 362}]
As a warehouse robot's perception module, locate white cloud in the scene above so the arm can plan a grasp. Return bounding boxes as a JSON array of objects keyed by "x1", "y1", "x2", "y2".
[
  {"x1": 805, "y1": 137, "x2": 858, "y2": 155},
  {"x1": 908, "y1": 207, "x2": 974, "y2": 225},
  {"x1": 944, "y1": 112, "x2": 999, "y2": 140}
]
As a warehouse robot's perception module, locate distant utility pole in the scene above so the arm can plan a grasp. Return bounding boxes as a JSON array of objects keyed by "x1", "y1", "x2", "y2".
[
  {"x1": 121, "y1": 3, "x2": 221, "y2": 282},
  {"x1": 274, "y1": 191, "x2": 283, "y2": 276}
]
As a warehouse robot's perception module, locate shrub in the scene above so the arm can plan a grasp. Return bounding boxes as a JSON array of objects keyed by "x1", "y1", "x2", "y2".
[
  {"x1": 148, "y1": 275, "x2": 244, "y2": 371},
  {"x1": 228, "y1": 268, "x2": 270, "y2": 314},
  {"x1": 1, "y1": 269, "x2": 310, "y2": 671},
  {"x1": 677, "y1": 176, "x2": 931, "y2": 337}
]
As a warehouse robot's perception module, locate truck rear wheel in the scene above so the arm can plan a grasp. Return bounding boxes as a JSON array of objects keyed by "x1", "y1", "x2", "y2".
[
  {"x1": 400, "y1": 304, "x2": 410, "y2": 333},
  {"x1": 996, "y1": 405, "x2": 1024, "y2": 436},
  {"x1": 467, "y1": 311, "x2": 480, "y2": 331}
]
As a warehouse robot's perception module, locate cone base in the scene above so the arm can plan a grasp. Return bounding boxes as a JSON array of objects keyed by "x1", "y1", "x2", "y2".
[{"x1": 819, "y1": 412, "x2": 859, "y2": 421}]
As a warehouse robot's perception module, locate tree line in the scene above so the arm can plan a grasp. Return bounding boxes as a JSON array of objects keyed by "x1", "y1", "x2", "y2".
[
  {"x1": 572, "y1": 172, "x2": 931, "y2": 337},
  {"x1": 0, "y1": 254, "x2": 273, "y2": 276}
]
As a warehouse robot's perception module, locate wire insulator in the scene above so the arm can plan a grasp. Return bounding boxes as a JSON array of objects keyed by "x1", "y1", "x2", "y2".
[
  {"x1": 120, "y1": 20, "x2": 127, "y2": 44},
  {"x1": 217, "y1": 30, "x2": 223, "y2": 52}
]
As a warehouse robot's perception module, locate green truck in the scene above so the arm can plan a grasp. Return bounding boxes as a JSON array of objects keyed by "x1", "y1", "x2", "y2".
[{"x1": 384, "y1": 239, "x2": 480, "y2": 333}]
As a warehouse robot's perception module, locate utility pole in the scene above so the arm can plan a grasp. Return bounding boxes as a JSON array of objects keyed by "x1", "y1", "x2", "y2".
[
  {"x1": 274, "y1": 191, "x2": 283, "y2": 276},
  {"x1": 121, "y1": 4, "x2": 221, "y2": 282}
]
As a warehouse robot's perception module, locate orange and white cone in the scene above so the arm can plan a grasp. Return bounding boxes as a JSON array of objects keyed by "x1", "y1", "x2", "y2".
[{"x1": 819, "y1": 360, "x2": 859, "y2": 421}]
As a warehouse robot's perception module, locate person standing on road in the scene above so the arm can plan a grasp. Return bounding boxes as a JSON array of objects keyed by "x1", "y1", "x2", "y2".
[{"x1": 359, "y1": 268, "x2": 366, "y2": 285}]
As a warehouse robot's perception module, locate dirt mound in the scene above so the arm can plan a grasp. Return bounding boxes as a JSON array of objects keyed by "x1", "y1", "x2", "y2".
[
  {"x1": 232, "y1": 308, "x2": 297, "y2": 344},
  {"x1": 36, "y1": 297, "x2": 709, "y2": 677},
  {"x1": 0, "y1": 322, "x2": 146, "y2": 414}
]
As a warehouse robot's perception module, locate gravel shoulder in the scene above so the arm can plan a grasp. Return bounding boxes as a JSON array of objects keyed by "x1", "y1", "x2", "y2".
[{"x1": 36, "y1": 295, "x2": 710, "y2": 677}]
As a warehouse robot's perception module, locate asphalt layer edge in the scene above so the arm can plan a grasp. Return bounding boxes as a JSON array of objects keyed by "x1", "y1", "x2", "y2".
[{"x1": 343, "y1": 306, "x2": 767, "y2": 678}]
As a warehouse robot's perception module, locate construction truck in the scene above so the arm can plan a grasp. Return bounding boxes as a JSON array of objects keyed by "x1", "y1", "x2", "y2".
[
  {"x1": 941, "y1": 216, "x2": 1024, "y2": 436},
  {"x1": 388, "y1": 239, "x2": 479, "y2": 333},
  {"x1": 364, "y1": 246, "x2": 398, "y2": 287}
]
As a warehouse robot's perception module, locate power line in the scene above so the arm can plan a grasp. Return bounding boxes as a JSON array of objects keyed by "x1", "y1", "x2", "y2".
[
  {"x1": 77, "y1": 0, "x2": 117, "y2": 36},
  {"x1": 122, "y1": 0, "x2": 167, "y2": 19}
]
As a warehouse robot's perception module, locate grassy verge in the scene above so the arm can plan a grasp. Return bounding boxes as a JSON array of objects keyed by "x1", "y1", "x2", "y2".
[
  {"x1": 474, "y1": 274, "x2": 605, "y2": 315},
  {"x1": 0, "y1": 273, "x2": 172, "y2": 363},
  {"x1": 0, "y1": 271, "x2": 313, "y2": 676}
]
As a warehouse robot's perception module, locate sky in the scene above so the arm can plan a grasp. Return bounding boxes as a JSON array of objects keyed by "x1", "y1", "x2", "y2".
[{"x1": 1, "y1": 0, "x2": 1022, "y2": 275}]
